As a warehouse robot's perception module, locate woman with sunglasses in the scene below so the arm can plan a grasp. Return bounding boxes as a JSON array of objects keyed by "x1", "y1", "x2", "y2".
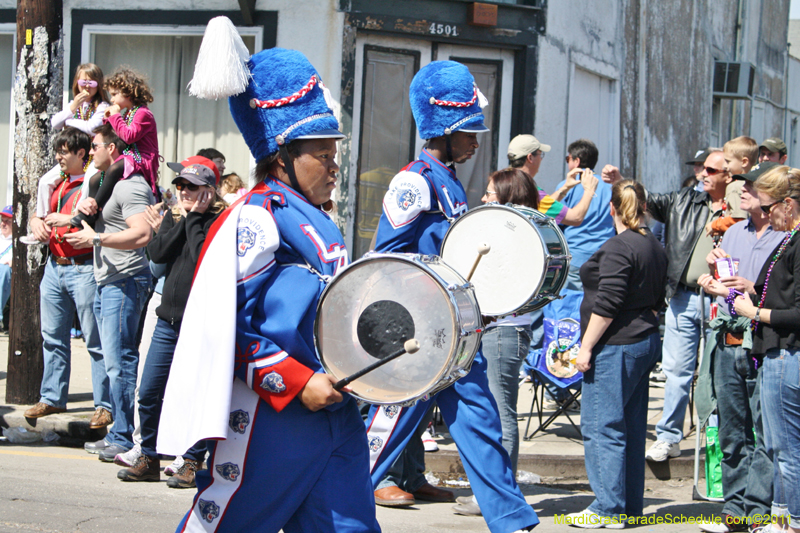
[
  {"x1": 51, "y1": 63, "x2": 109, "y2": 135},
  {"x1": 478, "y1": 167, "x2": 539, "y2": 478},
  {"x1": 116, "y1": 159, "x2": 226, "y2": 485},
  {"x1": 734, "y1": 166, "x2": 800, "y2": 533}
]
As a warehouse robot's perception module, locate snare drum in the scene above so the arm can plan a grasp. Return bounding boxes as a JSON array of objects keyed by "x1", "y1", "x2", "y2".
[
  {"x1": 315, "y1": 253, "x2": 482, "y2": 405},
  {"x1": 440, "y1": 203, "x2": 570, "y2": 316}
]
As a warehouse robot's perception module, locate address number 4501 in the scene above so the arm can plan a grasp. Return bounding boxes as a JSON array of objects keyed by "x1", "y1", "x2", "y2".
[{"x1": 429, "y1": 23, "x2": 459, "y2": 36}]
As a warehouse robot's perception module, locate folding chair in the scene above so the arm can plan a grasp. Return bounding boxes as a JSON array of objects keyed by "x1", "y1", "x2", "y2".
[
  {"x1": 521, "y1": 288, "x2": 585, "y2": 440},
  {"x1": 523, "y1": 350, "x2": 582, "y2": 439}
]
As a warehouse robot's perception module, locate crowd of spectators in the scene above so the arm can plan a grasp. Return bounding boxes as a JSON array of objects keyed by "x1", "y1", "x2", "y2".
[{"x1": 6, "y1": 58, "x2": 799, "y2": 533}]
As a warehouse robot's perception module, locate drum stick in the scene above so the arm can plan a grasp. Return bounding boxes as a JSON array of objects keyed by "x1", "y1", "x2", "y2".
[
  {"x1": 333, "y1": 339, "x2": 421, "y2": 391},
  {"x1": 466, "y1": 243, "x2": 491, "y2": 281}
]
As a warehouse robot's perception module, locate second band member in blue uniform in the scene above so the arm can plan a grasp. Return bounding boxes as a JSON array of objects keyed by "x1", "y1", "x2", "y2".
[{"x1": 365, "y1": 61, "x2": 539, "y2": 533}]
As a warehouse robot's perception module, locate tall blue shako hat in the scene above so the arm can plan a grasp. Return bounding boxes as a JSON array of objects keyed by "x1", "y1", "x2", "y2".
[
  {"x1": 187, "y1": 17, "x2": 344, "y2": 200},
  {"x1": 409, "y1": 61, "x2": 489, "y2": 162}
]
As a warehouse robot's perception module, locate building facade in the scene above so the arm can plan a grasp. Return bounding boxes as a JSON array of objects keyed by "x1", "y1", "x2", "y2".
[{"x1": 0, "y1": 0, "x2": 791, "y2": 251}]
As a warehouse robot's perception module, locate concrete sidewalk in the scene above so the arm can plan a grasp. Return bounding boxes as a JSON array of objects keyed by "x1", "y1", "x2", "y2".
[{"x1": 0, "y1": 333, "x2": 707, "y2": 483}]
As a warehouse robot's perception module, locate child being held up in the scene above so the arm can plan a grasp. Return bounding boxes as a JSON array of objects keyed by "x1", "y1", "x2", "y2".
[{"x1": 71, "y1": 67, "x2": 160, "y2": 228}]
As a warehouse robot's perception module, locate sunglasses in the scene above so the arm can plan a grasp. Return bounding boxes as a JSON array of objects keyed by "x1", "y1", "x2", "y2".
[
  {"x1": 175, "y1": 182, "x2": 201, "y2": 192},
  {"x1": 760, "y1": 200, "x2": 782, "y2": 214},
  {"x1": 484, "y1": 189, "x2": 496, "y2": 196},
  {"x1": 704, "y1": 167, "x2": 726, "y2": 175},
  {"x1": 77, "y1": 79, "x2": 98, "y2": 88},
  {"x1": 91, "y1": 142, "x2": 108, "y2": 150}
]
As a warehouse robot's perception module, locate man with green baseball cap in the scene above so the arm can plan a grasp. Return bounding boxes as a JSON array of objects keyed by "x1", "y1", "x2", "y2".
[{"x1": 758, "y1": 138, "x2": 787, "y2": 164}]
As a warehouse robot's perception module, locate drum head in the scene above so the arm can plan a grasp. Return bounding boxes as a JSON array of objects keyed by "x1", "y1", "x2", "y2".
[
  {"x1": 441, "y1": 205, "x2": 547, "y2": 316},
  {"x1": 316, "y1": 256, "x2": 458, "y2": 404}
]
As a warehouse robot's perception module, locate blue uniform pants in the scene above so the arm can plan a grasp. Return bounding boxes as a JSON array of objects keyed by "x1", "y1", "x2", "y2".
[{"x1": 366, "y1": 351, "x2": 539, "y2": 533}]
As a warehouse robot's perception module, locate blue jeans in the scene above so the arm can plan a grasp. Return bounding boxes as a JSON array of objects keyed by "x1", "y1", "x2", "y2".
[
  {"x1": 39, "y1": 258, "x2": 107, "y2": 410},
  {"x1": 760, "y1": 348, "x2": 800, "y2": 528},
  {"x1": 564, "y1": 263, "x2": 583, "y2": 291},
  {"x1": 0, "y1": 264, "x2": 10, "y2": 322},
  {"x1": 656, "y1": 286, "x2": 709, "y2": 443},
  {"x1": 582, "y1": 332, "x2": 661, "y2": 518},
  {"x1": 484, "y1": 324, "x2": 532, "y2": 473},
  {"x1": 138, "y1": 318, "x2": 205, "y2": 462},
  {"x1": 94, "y1": 271, "x2": 151, "y2": 448},
  {"x1": 712, "y1": 342, "x2": 772, "y2": 518}
]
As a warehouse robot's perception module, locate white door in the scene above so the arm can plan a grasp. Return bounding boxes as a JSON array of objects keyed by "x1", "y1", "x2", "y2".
[
  {"x1": 750, "y1": 100, "x2": 765, "y2": 148},
  {"x1": 436, "y1": 44, "x2": 515, "y2": 209},
  {"x1": 567, "y1": 66, "x2": 619, "y2": 170}
]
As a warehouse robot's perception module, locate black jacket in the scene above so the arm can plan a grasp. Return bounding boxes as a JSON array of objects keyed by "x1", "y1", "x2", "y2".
[
  {"x1": 147, "y1": 210, "x2": 220, "y2": 324},
  {"x1": 646, "y1": 188, "x2": 711, "y2": 300}
]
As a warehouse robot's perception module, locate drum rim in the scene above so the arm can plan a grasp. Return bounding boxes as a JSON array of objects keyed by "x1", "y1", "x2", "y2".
[
  {"x1": 440, "y1": 203, "x2": 560, "y2": 316},
  {"x1": 314, "y1": 252, "x2": 468, "y2": 404}
]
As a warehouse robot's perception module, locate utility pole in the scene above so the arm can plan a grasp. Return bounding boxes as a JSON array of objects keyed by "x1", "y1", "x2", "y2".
[{"x1": 6, "y1": 0, "x2": 62, "y2": 404}]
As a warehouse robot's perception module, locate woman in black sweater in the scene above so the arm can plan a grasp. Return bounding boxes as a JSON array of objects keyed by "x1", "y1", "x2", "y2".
[
  {"x1": 117, "y1": 161, "x2": 226, "y2": 486},
  {"x1": 567, "y1": 180, "x2": 667, "y2": 528},
  {"x1": 734, "y1": 166, "x2": 800, "y2": 532}
]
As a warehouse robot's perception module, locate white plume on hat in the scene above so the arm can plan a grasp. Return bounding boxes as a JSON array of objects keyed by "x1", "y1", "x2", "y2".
[
  {"x1": 477, "y1": 87, "x2": 488, "y2": 109},
  {"x1": 188, "y1": 16, "x2": 252, "y2": 100}
]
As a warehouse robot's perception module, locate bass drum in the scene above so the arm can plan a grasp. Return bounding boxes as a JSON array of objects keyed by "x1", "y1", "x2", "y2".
[
  {"x1": 315, "y1": 253, "x2": 482, "y2": 405},
  {"x1": 440, "y1": 203, "x2": 570, "y2": 316}
]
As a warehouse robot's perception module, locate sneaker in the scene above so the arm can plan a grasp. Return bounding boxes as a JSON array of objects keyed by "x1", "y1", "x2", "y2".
[
  {"x1": 164, "y1": 456, "x2": 184, "y2": 477},
  {"x1": 650, "y1": 363, "x2": 666, "y2": 383},
  {"x1": 645, "y1": 440, "x2": 681, "y2": 462},
  {"x1": 24, "y1": 402, "x2": 66, "y2": 418},
  {"x1": 565, "y1": 508, "x2": 625, "y2": 529},
  {"x1": 84, "y1": 438, "x2": 111, "y2": 454},
  {"x1": 452, "y1": 499, "x2": 482, "y2": 516},
  {"x1": 114, "y1": 444, "x2": 143, "y2": 467},
  {"x1": 422, "y1": 428, "x2": 439, "y2": 452},
  {"x1": 456, "y1": 495, "x2": 476, "y2": 505},
  {"x1": 99, "y1": 444, "x2": 130, "y2": 463},
  {"x1": 751, "y1": 523, "x2": 786, "y2": 533},
  {"x1": 89, "y1": 407, "x2": 112, "y2": 429},
  {"x1": 117, "y1": 454, "x2": 160, "y2": 482},
  {"x1": 166, "y1": 458, "x2": 201, "y2": 488},
  {"x1": 698, "y1": 515, "x2": 751, "y2": 533},
  {"x1": 543, "y1": 398, "x2": 580, "y2": 412}
]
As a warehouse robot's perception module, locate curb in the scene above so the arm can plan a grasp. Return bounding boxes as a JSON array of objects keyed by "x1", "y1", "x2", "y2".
[
  {"x1": 1, "y1": 406, "x2": 705, "y2": 482},
  {"x1": 424, "y1": 450, "x2": 703, "y2": 481},
  {"x1": 0, "y1": 406, "x2": 106, "y2": 446}
]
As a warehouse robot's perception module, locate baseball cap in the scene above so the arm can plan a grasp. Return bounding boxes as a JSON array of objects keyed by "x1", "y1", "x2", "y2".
[
  {"x1": 507, "y1": 135, "x2": 551, "y2": 160},
  {"x1": 759, "y1": 138, "x2": 787, "y2": 154},
  {"x1": 167, "y1": 155, "x2": 220, "y2": 185},
  {"x1": 0, "y1": 205, "x2": 11, "y2": 218},
  {"x1": 731, "y1": 161, "x2": 780, "y2": 182},
  {"x1": 685, "y1": 149, "x2": 710, "y2": 165},
  {"x1": 172, "y1": 164, "x2": 217, "y2": 188}
]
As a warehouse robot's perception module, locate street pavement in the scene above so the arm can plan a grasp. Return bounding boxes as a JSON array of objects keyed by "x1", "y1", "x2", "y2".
[
  {"x1": 0, "y1": 335, "x2": 726, "y2": 531},
  {"x1": 0, "y1": 441, "x2": 722, "y2": 532}
]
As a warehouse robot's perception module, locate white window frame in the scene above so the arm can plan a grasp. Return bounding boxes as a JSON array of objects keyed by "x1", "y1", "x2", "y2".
[
  {"x1": 80, "y1": 23, "x2": 264, "y2": 66},
  {"x1": 0, "y1": 23, "x2": 16, "y2": 205}
]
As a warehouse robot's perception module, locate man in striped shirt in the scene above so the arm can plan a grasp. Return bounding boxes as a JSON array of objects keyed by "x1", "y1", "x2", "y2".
[{"x1": 507, "y1": 134, "x2": 598, "y2": 226}]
